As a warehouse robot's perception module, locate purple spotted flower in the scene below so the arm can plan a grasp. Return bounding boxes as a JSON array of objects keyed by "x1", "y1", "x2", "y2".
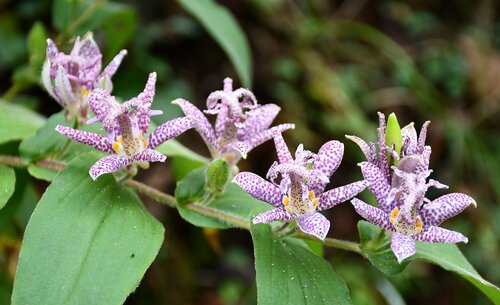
[
  {"x1": 348, "y1": 113, "x2": 476, "y2": 262},
  {"x1": 173, "y1": 78, "x2": 294, "y2": 164},
  {"x1": 233, "y1": 132, "x2": 367, "y2": 240},
  {"x1": 55, "y1": 72, "x2": 193, "y2": 180},
  {"x1": 42, "y1": 32, "x2": 127, "y2": 122}
]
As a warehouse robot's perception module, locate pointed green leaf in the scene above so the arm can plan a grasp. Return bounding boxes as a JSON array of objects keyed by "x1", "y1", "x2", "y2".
[
  {"x1": 155, "y1": 139, "x2": 209, "y2": 164},
  {"x1": 414, "y1": 243, "x2": 500, "y2": 304},
  {"x1": 0, "y1": 165, "x2": 15, "y2": 210},
  {"x1": 358, "y1": 221, "x2": 500, "y2": 303},
  {"x1": 0, "y1": 102, "x2": 45, "y2": 144},
  {"x1": 251, "y1": 223, "x2": 353, "y2": 305},
  {"x1": 177, "y1": 0, "x2": 252, "y2": 87},
  {"x1": 12, "y1": 153, "x2": 164, "y2": 305},
  {"x1": 385, "y1": 113, "x2": 402, "y2": 162}
]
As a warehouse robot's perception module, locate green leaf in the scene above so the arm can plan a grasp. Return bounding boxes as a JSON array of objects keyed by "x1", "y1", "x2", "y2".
[
  {"x1": 206, "y1": 159, "x2": 230, "y2": 194},
  {"x1": 177, "y1": 0, "x2": 252, "y2": 87},
  {"x1": 27, "y1": 22, "x2": 47, "y2": 69},
  {"x1": 27, "y1": 164, "x2": 58, "y2": 182},
  {"x1": 171, "y1": 156, "x2": 206, "y2": 181},
  {"x1": 12, "y1": 153, "x2": 164, "y2": 305},
  {"x1": 385, "y1": 112, "x2": 402, "y2": 161},
  {"x1": 358, "y1": 221, "x2": 500, "y2": 303},
  {"x1": 175, "y1": 167, "x2": 207, "y2": 206},
  {"x1": 414, "y1": 243, "x2": 500, "y2": 304},
  {"x1": 358, "y1": 221, "x2": 408, "y2": 275},
  {"x1": 52, "y1": 0, "x2": 85, "y2": 32},
  {"x1": 0, "y1": 101, "x2": 45, "y2": 144},
  {"x1": 102, "y1": 4, "x2": 135, "y2": 62},
  {"x1": 251, "y1": 223, "x2": 353, "y2": 305},
  {"x1": 155, "y1": 139, "x2": 209, "y2": 164},
  {"x1": 177, "y1": 182, "x2": 269, "y2": 229},
  {"x1": 0, "y1": 165, "x2": 15, "y2": 210}
]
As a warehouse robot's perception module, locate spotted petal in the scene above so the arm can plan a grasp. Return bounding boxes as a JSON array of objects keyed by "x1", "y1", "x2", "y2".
[
  {"x1": 238, "y1": 104, "x2": 281, "y2": 141},
  {"x1": 252, "y1": 208, "x2": 296, "y2": 224},
  {"x1": 414, "y1": 226, "x2": 468, "y2": 244},
  {"x1": 134, "y1": 72, "x2": 157, "y2": 133},
  {"x1": 54, "y1": 65, "x2": 77, "y2": 106},
  {"x1": 233, "y1": 172, "x2": 282, "y2": 207},
  {"x1": 419, "y1": 193, "x2": 476, "y2": 226},
  {"x1": 318, "y1": 180, "x2": 367, "y2": 211},
  {"x1": 221, "y1": 141, "x2": 250, "y2": 159},
  {"x1": 77, "y1": 34, "x2": 102, "y2": 80},
  {"x1": 148, "y1": 117, "x2": 193, "y2": 149},
  {"x1": 346, "y1": 135, "x2": 374, "y2": 163},
  {"x1": 351, "y1": 198, "x2": 392, "y2": 231},
  {"x1": 132, "y1": 149, "x2": 166, "y2": 162},
  {"x1": 310, "y1": 140, "x2": 344, "y2": 194},
  {"x1": 297, "y1": 212, "x2": 330, "y2": 241},
  {"x1": 89, "y1": 155, "x2": 131, "y2": 180},
  {"x1": 99, "y1": 49, "x2": 127, "y2": 80},
  {"x1": 391, "y1": 232, "x2": 416, "y2": 263},
  {"x1": 173, "y1": 99, "x2": 217, "y2": 150},
  {"x1": 359, "y1": 161, "x2": 391, "y2": 212},
  {"x1": 245, "y1": 123, "x2": 295, "y2": 155},
  {"x1": 55, "y1": 125, "x2": 113, "y2": 153},
  {"x1": 272, "y1": 130, "x2": 293, "y2": 164}
]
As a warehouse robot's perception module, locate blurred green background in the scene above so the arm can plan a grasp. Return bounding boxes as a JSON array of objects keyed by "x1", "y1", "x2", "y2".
[{"x1": 0, "y1": 0, "x2": 498, "y2": 304}]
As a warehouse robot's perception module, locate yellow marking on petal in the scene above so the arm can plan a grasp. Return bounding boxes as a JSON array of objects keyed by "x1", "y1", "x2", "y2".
[
  {"x1": 312, "y1": 198, "x2": 319, "y2": 209},
  {"x1": 117, "y1": 135, "x2": 123, "y2": 144},
  {"x1": 283, "y1": 196, "x2": 289, "y2": 207},
  {"x1": 285, "y1": 206, "x2": 291, "y2": 212},
  {"x1": 308, "y1": 191, "x2": 315, "y2": 200},
  {"x1": 138, "y1": 132, "x2": 143, "y2": 141},
  {"x1": 389, "y1": 207, "x2": 399, "y2": 224},
  {"x1": 416, "y1": 218, "x2": 423, "y2": 234},
  {"x1": 112, "y1": 142, "x2": 121, "y2": 154},
  {"x1": 81, "y1": 87, "x2": 90, "y2": 97},
  {"x1": 143, "y1": 139, "x2": 149, "y2": 149}
]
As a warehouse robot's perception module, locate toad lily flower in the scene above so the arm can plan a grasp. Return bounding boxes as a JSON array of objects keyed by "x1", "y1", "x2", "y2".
[
  {"x1": 233, "y1": 132, "x2": 367, "y2": 240},
  {"x1": 42, "y1": 32, "x2": 127, "y2": 122},
  {"x1": 348, "y1": 113, "x2": 476, "y2": 262},
  {"x1": 55, "y1": 72, "x2": 193, "y2": 180},
  {"x1": 173, "y1": 78, "x2": 294, "y2": 164}
]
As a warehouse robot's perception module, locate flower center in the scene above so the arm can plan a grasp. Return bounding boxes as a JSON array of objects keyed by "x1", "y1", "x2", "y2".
[
  {"x1": 283, "y1": 190, "x2": 319, "y2": 216},
  {"x1": 111, "y1": 116, "x2": 148, "y2": 158},
  {"x1": 389, "y1": 207, "x2": 423, "y2": 236}
]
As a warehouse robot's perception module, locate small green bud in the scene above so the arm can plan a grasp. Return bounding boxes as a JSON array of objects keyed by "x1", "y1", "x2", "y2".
[
  {"x1": 206, "y1": 159, "x2": 230, "y2": 194},
  {"x1": 385, "y1": 113, "x2": 402, "y2": 165}
]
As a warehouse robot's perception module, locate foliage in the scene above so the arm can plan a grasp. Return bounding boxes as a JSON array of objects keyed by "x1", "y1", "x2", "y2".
[{"x1": 0, "y1": 1, "x2": 498, "y2": 305}]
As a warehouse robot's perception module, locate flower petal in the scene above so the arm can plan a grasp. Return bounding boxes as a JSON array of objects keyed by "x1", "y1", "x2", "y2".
[
  {"x1": 88, "y1": 89, "x2": 115, "y2": 120},
  {"x1": 351, "y1": 198, "x2": 392, "y2": 231},
  {"x1": 46, "y1": 38, "x2": 59, "y2": 63},
  {"x1": 297, "y1": 212, "x2": 330, "y2": 241},
  {"x1": 245, "y1": 123, "x2": 295, "y2": 155},
  {"x1": 221, "y1": 141, "x2": 249, "y2": 159},
  {"x1": 401, "y1": 122, "x2": 417, "y2": 154},
  {"x1": 54, "y1": 65, "x2": 77, "y2": 106},
  {"x1": 419, "y1": 193, "x2": 475, "y2": 226},
  {"x1": 89, "y1": 155, "x2": 131, "y2": 180},
  {"x1": 359, "y1": 161, "x2": 391, "y2": 212},
  {"x1": 414, "y1": 226, "x2": 468, "y2": 244},
  {"x1": 391, "y1": 232, "x2": 416, "y2": 263},
  {"x1": 132, "y1": 149, "x2": 166, "y2": 162},
  {"x1": 148, "y1": 117, "x2": 194, "y2": 149},
  {"x1": 417, "y1": 121, "x2": 431, "y2": 154},
  {"x1": 238, "y1": 104, "x2": 280, "y2": 141},
  {"x1": 41, "y1": 60, "x2": 58, "y2": 101},
  {"x1": 233, "y1": 172, "x2": 282, "y2": 207},
  {"x1": 318, "y1": 180, "x2": 367, "y2": 211},
  {"x1": 55, "y1": 125, "x2": 113, "y2": 153},
  {"x1": 253, "y1": 208, "x2": 296, "y2": 224},
  {"x1": 272, "y1": 130, "x2": 293, "y2": 164},
  {"x1": 173, "y1": 99, "x2": 217, "y2": 150},
  {"x1": 345, "y1": 135, "x2": 374, "y2": 163},
  {"x1": 78, "y1": 34, "x2": 102, "y2": 81},
  {"x1": 214, "y1": 105, "x2": 228, "y2": 139},
  {"x1": 135, "y1": 72, "x2": 157, "y2": 134},
  {"x1": 310, "y1": 140, "x2": 344, "y2": 193},
  {"x1": 99, "y1": 49, "x2": 127, "y2": 80}
]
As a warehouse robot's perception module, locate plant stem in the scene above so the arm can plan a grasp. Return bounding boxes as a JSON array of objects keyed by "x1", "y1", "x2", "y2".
[{"x1": 0, "y1": 154, "x2": 363, "y2": 254}]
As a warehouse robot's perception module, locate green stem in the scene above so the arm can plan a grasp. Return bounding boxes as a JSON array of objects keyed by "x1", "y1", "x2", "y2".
[
  {"x1": 2, "y1": 83, "x2": 24, "y2": 101},
  {"x1": 0, "y1": 154, "x2": 363, "y2": 254}
]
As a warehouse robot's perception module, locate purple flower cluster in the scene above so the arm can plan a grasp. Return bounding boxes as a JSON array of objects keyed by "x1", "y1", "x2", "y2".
[
  {"x1": 348, "y1": 113, "x2": 476, "y2": 262},
  {"x1": 42, "y1": 33, "x2": 127, "y2": 123},
  {"x1": 44, "y1": 34, "x2": 475, "y2": 256}
]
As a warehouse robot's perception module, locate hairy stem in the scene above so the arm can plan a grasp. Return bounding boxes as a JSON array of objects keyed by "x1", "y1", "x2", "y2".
[{"x1": 0, "y1": 154, "x2": 362, "y2": 254}]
